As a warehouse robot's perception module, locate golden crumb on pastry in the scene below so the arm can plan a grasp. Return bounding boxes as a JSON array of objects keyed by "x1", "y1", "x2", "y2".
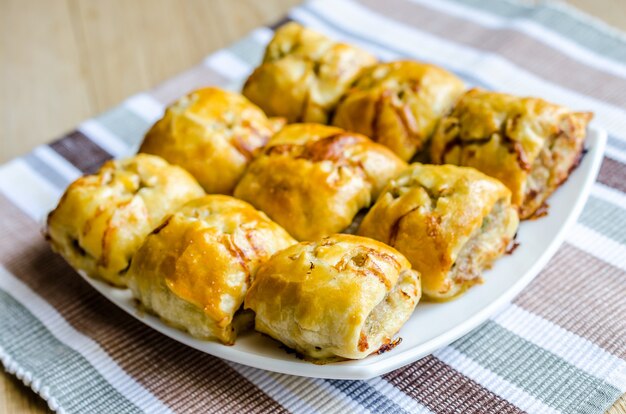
[
  {"x1": 430, "y1": 88, "x2": 592, "y2": 219},
  {"x1": 234, "y1": 123, "x2": 407, "y2": 241},
  {"x1": 139, "y1": 87, "x2": 285, "y2": 194},
  {"x1": 358, "y1": 163, "x2": 519, "y2": 301},
  {"x1": 333, "y1": 61, "x2": 465, "y2": 161},
  {"x1": 127, "y1": 195, "x2": 296, "y2": 345},
  {"x1": 46, "y1": 154, "x2": 205, "y2": 287},
  {"x1": 244, "y1": 234, "x2": 421, "y2": 360},
  {"x1": 242, "y1": 22, "x2": 377, "y2": 123}
]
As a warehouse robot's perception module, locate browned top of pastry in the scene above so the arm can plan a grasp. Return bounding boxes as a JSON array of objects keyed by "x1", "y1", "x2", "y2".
[
  {"x1": 430, "y1": 88, "x2": 592, "y2": 216},
  {"x1": 358, "y1": 163, "x2": 516, "y2": 297},
  {"x1": 128, "y1": 195, "x2": 295, "y2": 343},
  {"x1": 234, "y1": 123, "x2": 407, "y2": 240},
  {"x1": 242, "y1": 22, "x2": 377, "y2": 123},
  {"x1": 46, "y1": 154, "x2": 205, "y2": 286},
  {"x1": 333, "y1": 60, "x2": 465, "y2": 161},
  {"x1": 140, "y1": 87, "x2": 284, "y2": 194},
  {"x1": 244, "y1": 234, "x2": 420, "y2": 359}
]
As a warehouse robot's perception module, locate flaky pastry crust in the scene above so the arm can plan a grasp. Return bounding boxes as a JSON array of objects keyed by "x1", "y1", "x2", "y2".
[
  {"x1": 358, "y1": 163, "x2": 519, "y2": 300},
  {"x1": 46, "y1": 154, "x2": 204, "y2": 286},
  {"x1": 127, "y1": 195, "x2": 296, "y2": 344},
  {"x1": 234, "y1": 123, "x2": 407, "y2": 240},
  {"x1": 140, "y1": 87, "x2": 285, "y2": 194},
  {"x1": 430, "y1": 89, "x2": 592, "y2": 218},
  {"x1": 242, "y1": 22, "x2": 377, "y2": 123},
  {"x1": 333, "y1": 61, "x2": 465, "y2": 161},
  {"x1": 245, "y1": 234, "x2": 421, "y2": 360}
]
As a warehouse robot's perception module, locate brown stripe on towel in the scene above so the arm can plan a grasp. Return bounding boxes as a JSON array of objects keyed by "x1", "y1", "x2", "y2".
[
  {"x1": 515, "y1": 243, "x2": 626, "y2": 358},
  {"x1": 0, "y1": 194, "x2": 287, "y2": 414},
  {"x1": 269, "y1": 16, "x2": 294, "y2": 30},
  {"x1": 49, "y1": 130, "x2": 112, "y2": 174},
  {"x1": 384, "y1": 355, "x2": 525, "y2": 414},
  {"x1": 358, "y1": 0, "x2": 626, "y2": 108},
  {"x1": 598, "y1": 157, "x2": 626, "y2": 193}
]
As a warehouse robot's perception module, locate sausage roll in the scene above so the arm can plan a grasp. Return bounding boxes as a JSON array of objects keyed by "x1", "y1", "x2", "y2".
[
  {"x1": 333, "y1": 61, "x2": 465, "y2": 161},
  {"x1": 358, "y1": 164, "x2": 519, "y2": 301},
  {"x1": 139, "y1": 87, "x2": 285, "y2": 194},
  {"x1": 233, "y1": 123, "x2": 407, "y2": 241},
  {"x1": 127, "y1": 195, "x2": 296, "y2": 345},
  {"x1": 245, "y1": 234, "x2": 421, "y2": 360},
  {"x1": 242, "y1": 22, "x2": 377, "y2": 123},
  {"x1": 46, "y1": 154, "x2": 205, "y2": 287},
  {"x1": 430, "y1": 89, "x2": 593, "y2": 219}
]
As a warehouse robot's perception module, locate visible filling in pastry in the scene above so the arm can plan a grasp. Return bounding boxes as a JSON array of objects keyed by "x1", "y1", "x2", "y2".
[
  {"x1": 433, "y1": 91, "x2": 592, "y2": 220},
  {"x1": 446, "y1": 200, "x2": 514, "y2": 295},
  {"x1": 360, "y1": 269, "x2": 418, "y2": 353},
  {"x1": 245, "y1": 234, "x2": 420, "y2": 360},
  {"x1": 522, "y1": 124, "x2": 584, "y2": 218}
]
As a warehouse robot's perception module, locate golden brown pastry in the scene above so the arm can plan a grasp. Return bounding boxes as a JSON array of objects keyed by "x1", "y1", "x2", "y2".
[
  {"x1": 242, "y1": 22, "x2": 377, "y2": 123},
  {"x1": 430, "y1": 88, "x2": 592, "y2": 219},
  {"x1": 358, "y1": 164, "x2": 519, "y2": 301},
  {"x1": 127, "y1": 195, "x2": 296, "y2": 345},
  {"x1": 234, "y1": 123, "x2": 407, "y2": 241},
  {"x1": 139, "y1": 87, "x2": 285, "y2": 194},
  {"x1": 46, "y1": 154, "x2": 205, "y2": 287},
  {"x1": 245, "y1": 234, "x2": 421, "y2": 360},
  {"x1": 333, "y1": 61, "x2": 465, "y2": 161}
]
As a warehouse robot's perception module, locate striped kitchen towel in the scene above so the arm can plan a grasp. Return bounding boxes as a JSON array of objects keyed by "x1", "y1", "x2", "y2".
[{"x1": 1, "y1": 0, "x2": 625, "y2": 413}]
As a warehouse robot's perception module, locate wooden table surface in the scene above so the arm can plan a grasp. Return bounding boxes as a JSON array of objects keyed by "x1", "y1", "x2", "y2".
[{"x1": 1, "y1": 0, "x2": 625, "y2": 412}]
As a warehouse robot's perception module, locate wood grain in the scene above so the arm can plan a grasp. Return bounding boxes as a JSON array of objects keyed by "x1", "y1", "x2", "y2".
[
  {"x1": 0, "y1": 0, "x2": 92, "y2": 165},
  {"x1": 0, "y1": 1, "x2": 624, "y2": 413},
  {"x1": 567, "y1": 0, "x2": 626, "y2": 33},
  {"x1": 0, "y1": 0, "x2": 299, "y2": 163}
]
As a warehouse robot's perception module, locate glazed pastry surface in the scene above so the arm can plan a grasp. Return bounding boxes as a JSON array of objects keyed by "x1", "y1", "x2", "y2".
[
  {"x1": 140, "y1": 87, "x2": 285, "y2": 194},
  {"x1": 46, "y1": 154, "x2": 205, "y2": 286},
  {"x1": 333, "y1": 60, "x2": 465, "y2": 161},
  {"x1": 358, "y1": 163, "x2": 519, "y2": 300},
  {"x1": 430, "y1": 88, "x2": 592, "y2": 218},
  {"x1": 127, "y1": 195, "x2": 296, "y2": 344},
  {"x1": 245, "y1": 234, "x2": 421, "y2": 359},
  {"x1": 234, "y1": 123, "x2": 407, "y2": 240},
  {"x1": 242, "y1": 22, "x2": 377, "y2": 123}
]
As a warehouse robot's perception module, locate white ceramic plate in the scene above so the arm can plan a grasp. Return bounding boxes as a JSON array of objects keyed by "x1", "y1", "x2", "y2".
[{"x1": 78, "y1": 127, "x2": 607, "y2": 380}]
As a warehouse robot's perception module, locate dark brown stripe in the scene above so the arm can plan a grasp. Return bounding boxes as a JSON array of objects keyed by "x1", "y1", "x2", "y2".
[
  {"x1": 0, "y1": 194, "x2": 286, "y2": 414},
  {"x1": 598, "y1": 157, "x2": 626, "y2": 193},
  {"x1": 149, "y1": 65, "x2": 230, "y2": 106},
  {"x1": 269, "y1": 16, "x2": 294, "y2": 30},
  {"x1": 384, "y1": 355, "x2": 525, "y2": 414},
  {"x1": 357, "y1": 0, "x2": 626, "y2": 108},
  {"x1": 49, "y1": 130, "x2": 112, "y2": 174},
  {"x1": 515, "y1": 243, "x2": 626, "y2": 358}
]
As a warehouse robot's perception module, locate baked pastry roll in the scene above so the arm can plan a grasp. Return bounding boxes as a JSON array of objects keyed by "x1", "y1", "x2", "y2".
[
  {"x1": 46, "y1": 154, "x2": 204, "y2": 287},
  {"x1": 139, "y1": 87, "x2": 285, "y2": 194},
  {"x1": 358, "y1": 164, "x2": 519, "y2": 301},
  {"x1": 233, "y1": 123, "x2": 407, "y2": 241},
  {"x1": 242, "y1": 22, "x2": 377, "y2": 123},
  {"x1": 245, "y1": 234, "x2": 421, "y2": 360},
  {"x1": 430, "y1": 89, "x2": 592, "y2": 219},
  {"x1": 127, "y1": 195, "x2": 296, "y2": 345},
  {"x1": 333, "y1": 61, "x2": 465, "y2": 161}
]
